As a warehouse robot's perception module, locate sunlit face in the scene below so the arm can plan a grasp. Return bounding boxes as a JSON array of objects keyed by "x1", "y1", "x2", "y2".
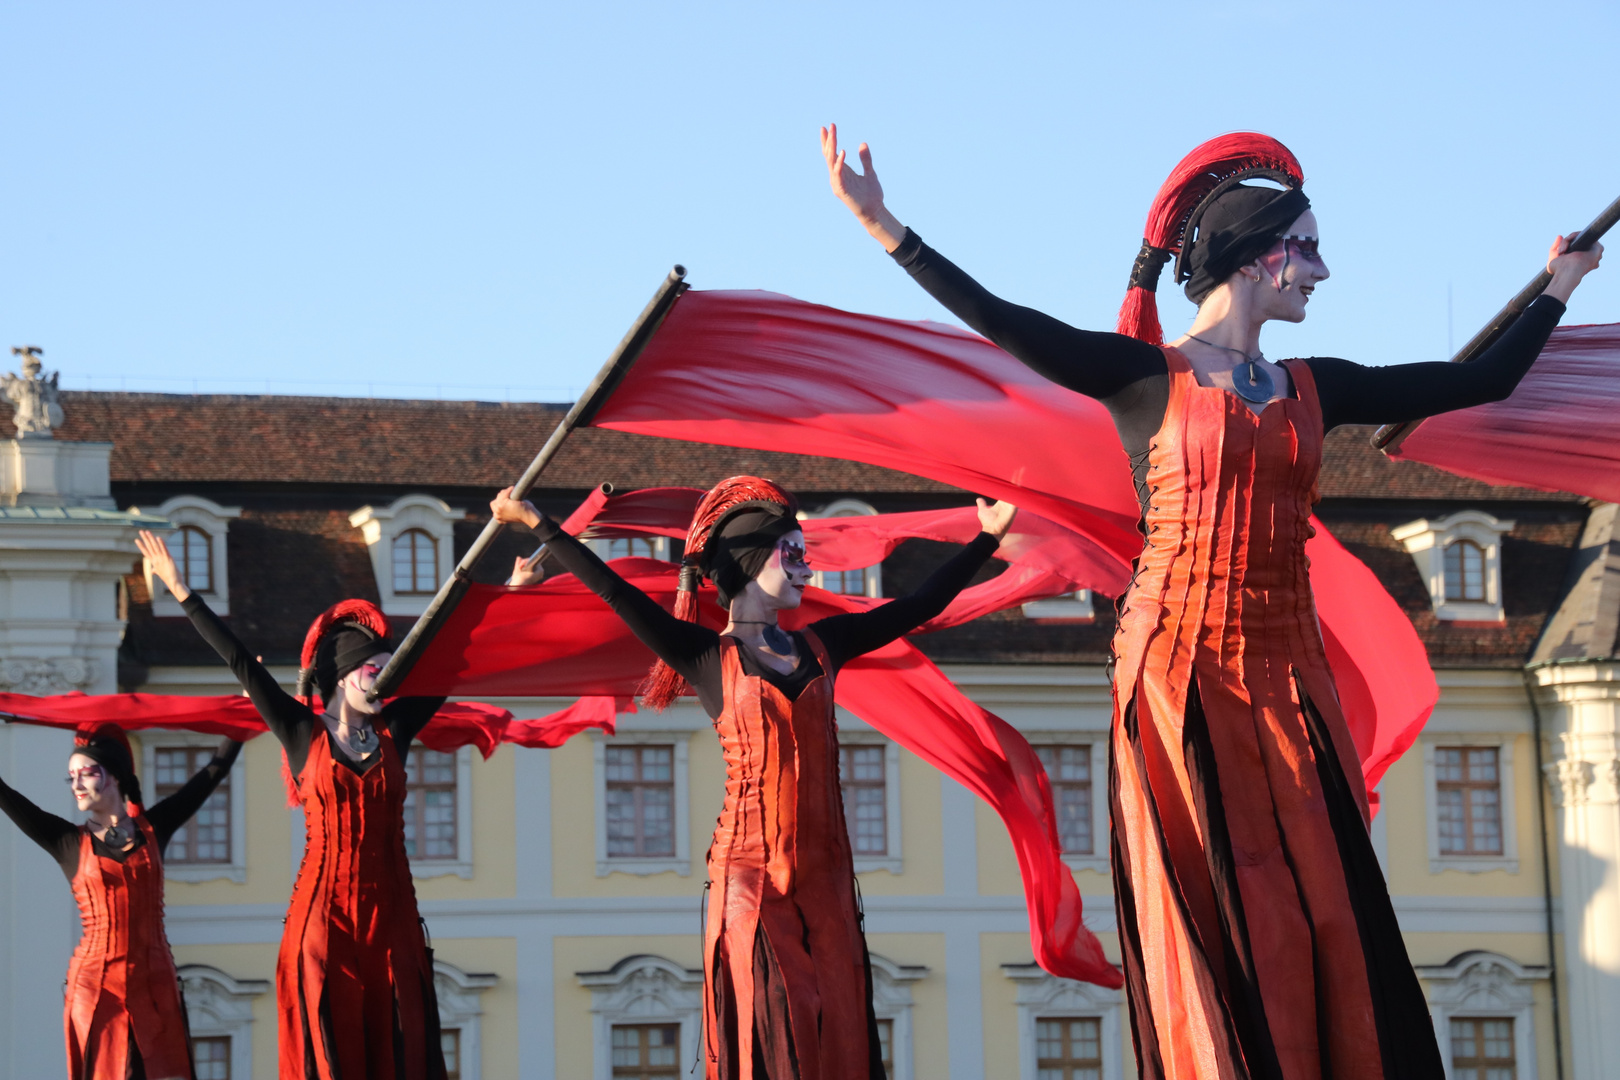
[
  {"x1": 741, "y1": 530, "x2": 813, "y2": 612},
  {"x1": 1250, "y1": 209, "x2": 1330, "y2": 323},
  {"x1": 340, "y1": 652, "x2": 392, "y2": 716},
  {"x1": 67, "y1": 752, "x2": 121, "y2": 814}
]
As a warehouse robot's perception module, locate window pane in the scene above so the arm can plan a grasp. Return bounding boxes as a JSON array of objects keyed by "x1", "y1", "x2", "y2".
[
  {"x1": 1035, "y1": 746, "x2": 1094, "y2": 855},
  {"x1": 441, "y1": 1029, "x2": 461, "y2": 1080},
  {"x1": 639, "y1": 786, "x2": 675, "y2": 856},
  {"x1": 612, "y1": 1023, "x2": 680, "y2": 1077},
  {"x1": 1437, "y1": 788, "x2": 1467, "y2": 854},
  {"x1": 176, "y1": 527, "x2": 213, "y2": 593},
  {"x1": 1435, "y1": 747, "x2": 1464, "y2": 782},
  {"x1": 191, "y1": 1036, "x2": 230, "y2": 1080}
]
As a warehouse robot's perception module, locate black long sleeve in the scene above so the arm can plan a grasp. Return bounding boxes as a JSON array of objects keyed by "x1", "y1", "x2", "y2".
[
  {"x1": 1302, "y1": 296, "x2": 1566, "y2": 429},
  {"x1": 144, "y1": 741, "x2": 243, "y2": 854},
  {"x1": 811, "y1": 533, "x2": 1000, "y2": 672},
  {"x1": 534, "y1": 515, "x2": 1000, "y2": 717},
  {"x1": 182, "y1": 594, "x2": 445, "y2": 774},
  {"x1": 0, "y1": 771, "x2": 80, "y2": 877}
]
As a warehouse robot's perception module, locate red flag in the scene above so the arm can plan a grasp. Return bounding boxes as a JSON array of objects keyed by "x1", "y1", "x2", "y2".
[
  {"x1": 504, "y1": 695, "x2": 629, "y2": 748},
  {"x1": 1391, "y1": 322, "x2": 1620, "y2": 501}
]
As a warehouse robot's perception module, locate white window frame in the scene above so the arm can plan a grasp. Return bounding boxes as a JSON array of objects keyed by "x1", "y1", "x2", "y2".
[
  {"x1": 408, "y1": 744, "x2": 475, "y2": 881},
  {"x1": 137, "y1": 496, "x2": 241, "y2": 616},
  {"x1": 837, "y1": 728, "x2": 904, "y2": 874},
  {"x1": 1392, "y1": 510, "x2": 1515, "y2": 623},
  {"x1": 577, "y1": 954, "x2": 703, "y2": 1080},
  {"x1": 586, "y1": 535, "x2": 671, "y2": 562},
  {"x1": 592, "y1": 729, "x2": 693, "y2": 877},
  {"x1": 1029, "y1": 734, "x2": 1109, "y2": 873},
  {"x1": 1022, "y1": 590, "x2": 1096, "y2": 623},
  {"x1": 1002, "y1": 962, "x2": 1124, "y2": 1080},
  {"x1": 434, "y1": 960, "x2": 498, "y2": 1080},
  {"x1": 140, "y1": 731, "x2": 247, "y2": 884},
  {"x1": 868, "y1": 953, "x2": 927, "y2": 1080},
  {"x1": 1415, "y1": 950, "x2": 1546, "y2": 1080},
  {"x1": 1423, "y1": 735, "x2": 1519, "y2": 874},
  {"x1": 804, "y1": 498, "x2": 884, "y2": 599},
  {"x1": 349, "y1": 494, "x2": 462, "y2": 616},
  {"x1": 178, "y1": 964, "x2": 270, "y2": 1080}
]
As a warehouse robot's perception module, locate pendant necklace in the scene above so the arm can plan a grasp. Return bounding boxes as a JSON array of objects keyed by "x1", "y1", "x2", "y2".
[
  {"x1": 330, "y1": 716, "x2": 378, "y2": 757},
  {"x1": 732, "y1": 620, "x2": 795, "y2": 655},
  {"x1": 97, "y1": 819, "x2": 128, "y2": 847},
  {"x1": 1186, "y1": 333, "x2": 1275, "y2": 404}
]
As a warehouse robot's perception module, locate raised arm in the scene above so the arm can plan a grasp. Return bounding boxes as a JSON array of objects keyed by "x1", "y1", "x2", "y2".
[
  {"x1": 1307, "y1": 233, "x2": 1604, "y2": 430},
  {"x1": 145, "y1": 738, "x2": 243, "y2": 854},
  {"x1": 0, "y1": 770, "x2": 81, "y2": 877},
  {"x1": 489, "y1": 490, "x2": 720, "y2": 685},
  {"x1": 382, "y1": 696, "x2": 451, "y2": 758},
  {"x1": 812, "y1": 500, "x2": 1013, "y2": 672},
  {"x1": 136, "y1": 531, "x2": 315, "y2": 768},
  {"x1": 821, "y1": 124, "x2": 1166, "y2": 401}
]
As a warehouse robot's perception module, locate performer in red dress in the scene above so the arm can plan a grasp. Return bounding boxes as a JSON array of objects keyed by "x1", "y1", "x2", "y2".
[
  {"x1": 822, "y1": 126, "x2": 1603, "y2": 1079},
  {"x1": 136, "y1": 531, "x2": 448, "y2": 1080},
  {"x1": 491, "y1": 478, "x2": 1016, "y2": 1080},
  {"x1": 0, "y1": 722, "x2": 241, "y2": 1080}
]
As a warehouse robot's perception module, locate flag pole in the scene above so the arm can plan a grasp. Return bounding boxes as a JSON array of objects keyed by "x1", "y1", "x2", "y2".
[
  {"x1": 1372, "y1": 193, "x2": 1620, "y2": 454},
  {"x1": 368, "y1": 266, "x2": 688, "y2": 701}
]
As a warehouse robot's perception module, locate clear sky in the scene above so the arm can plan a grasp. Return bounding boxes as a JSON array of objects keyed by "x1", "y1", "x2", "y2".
[{"x1": 3, "y1": 2, "x2": 1616, "y2": 402}]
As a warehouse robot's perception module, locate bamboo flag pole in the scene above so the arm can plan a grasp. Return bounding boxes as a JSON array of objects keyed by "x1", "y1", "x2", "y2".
[
  {"x1": 1372, "y1": 194, "x2": 1620, "y2": 455},
  {"x1": 368, "y1": 266, "x2": 689, "y2": 701}
]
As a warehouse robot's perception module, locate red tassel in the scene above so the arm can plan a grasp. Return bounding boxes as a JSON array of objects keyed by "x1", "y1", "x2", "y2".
[
  {"x1": 1115, "y1": 286, "x2": 1164, "y2": 347},
  {"x1": 640, "y1": 586, "x2": 701, "y2": 711}
]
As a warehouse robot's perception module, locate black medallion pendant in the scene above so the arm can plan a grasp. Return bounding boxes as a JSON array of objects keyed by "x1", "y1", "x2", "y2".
[
  {"x1": 102, "y1": 822, "x2": 128, "y2": 847},
  {"x1": 1231, "y1": 360, "x2": 1275, "y2": 404}
]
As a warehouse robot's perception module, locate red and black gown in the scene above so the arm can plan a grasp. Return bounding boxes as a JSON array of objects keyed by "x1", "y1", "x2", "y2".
[
  {"x1": 0, "y1": 743, "x2": 240, "y2": 1080},
  {"x1": 534, "y1": 520, "x2": 999, "y2": 1080},
  {"x1": 182, "y1": 596, "x2": 448, "y2": 1080},
  {"x1": 890, "y1": 228, "x2": 1568, "y2": 1079}
]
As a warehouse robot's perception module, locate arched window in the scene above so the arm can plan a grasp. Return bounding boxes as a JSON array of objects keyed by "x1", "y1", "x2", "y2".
[
  {"x1": 173, "y1": 525, "x2": 214, "y2": 594},
  {"x1": 1443, "y1": 539, "x2": 1486, "y2": 602},
  {"x1": 604, "y1": 537, "x2": 666, "y2": 561},
  {"x1": 392, "y1": 529, "x2": 438, "y2": 595},
  {"x1": 819, "y1": 567, "x2": 876, "y2": 596}
]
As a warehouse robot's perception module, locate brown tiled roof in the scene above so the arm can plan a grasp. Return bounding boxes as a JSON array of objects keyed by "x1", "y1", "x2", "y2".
[
  {"x1": 1320, "y1": 425, "x2": 1577, "y2": 502},
  {"x1": 39, "y1": 392, "x2": 955, "y2": 495}
]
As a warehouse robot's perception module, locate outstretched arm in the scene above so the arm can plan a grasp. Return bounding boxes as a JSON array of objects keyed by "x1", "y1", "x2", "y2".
[
  {"x1": 137, "y1": 531, "x2": 316, "y2": 769},
  {"x1": 489, "y1": 489, "x2": 720, "y2": 685},
  {"x1": 821, "y1": 124, "x2": 1166, "y2": 402},
  {"x1": 146, "y1": 739, "x2": 243, "y2": 854},
  {"x1": 1308, "y1": 234, "x2": 1604, "y2": 429},
  {"x1": 812, "y1": 500, "x2": 1013, "y2": 672},
  {"x1": 383, "y1": 696, "x2": 451, "y2": 758},
  {"x1": 0, "y1": 771, "x2": 81, "y2": 877}
]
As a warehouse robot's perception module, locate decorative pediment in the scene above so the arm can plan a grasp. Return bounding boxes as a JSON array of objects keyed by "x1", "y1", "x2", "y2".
[{"x1": 1416, "y1": 950, "x2": 1546, "y2": 1010}]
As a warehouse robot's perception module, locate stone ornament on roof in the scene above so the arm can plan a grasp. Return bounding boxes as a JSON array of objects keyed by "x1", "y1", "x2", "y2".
[{"x1": 4, "y1": 346, "x2": 65, "y2": 439}]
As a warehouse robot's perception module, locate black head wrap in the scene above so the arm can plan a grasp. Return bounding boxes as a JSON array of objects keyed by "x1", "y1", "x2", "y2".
[
  {"x1": 314, "y1": 623, "x2": 392, "y2": 703},
  {"x1": 1179, "y1": 183, "x2": 1311, "y2": 304},
  {"x1": 73, "y1": 731, "x2": 142, "y2": 807},
  {"x1": 700, "y1": 500, "x2": 801, "y2": 608}
]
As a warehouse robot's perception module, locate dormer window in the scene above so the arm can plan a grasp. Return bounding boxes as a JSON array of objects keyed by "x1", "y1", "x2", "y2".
[
  {"x1": 136, "y1": 496, "x2": 242, "y2": 616},
  {"x1": 590, "y1": 536, "x2": 670, "y2": 562},
  {"x1": 350, "y1": 495, "x2": 462, "y2": 616},
  {"x1": 1391, "y1": 510, "x2": 1514, "y2": 623},
  {"x1": 804, "y1": 499, "x2": 883, "y2": 599}
]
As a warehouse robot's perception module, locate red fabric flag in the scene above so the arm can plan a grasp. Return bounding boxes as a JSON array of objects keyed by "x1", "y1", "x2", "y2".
[
  {"x1": 504, "y1": 695, "x2": 631, "y2": 748},
  {"x1": 1391, "y1": 322, "x2": 1620, "y2": 502}
]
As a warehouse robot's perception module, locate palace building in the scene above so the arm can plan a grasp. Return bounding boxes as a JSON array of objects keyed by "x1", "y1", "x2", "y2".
[{"x1": 2, "y1": 387, "x2": 1617, "y2": 1079}]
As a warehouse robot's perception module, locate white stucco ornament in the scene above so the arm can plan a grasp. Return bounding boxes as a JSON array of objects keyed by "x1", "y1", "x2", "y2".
[{"x1": 2, "y1": 346, "x2": 64, "y2": 438}]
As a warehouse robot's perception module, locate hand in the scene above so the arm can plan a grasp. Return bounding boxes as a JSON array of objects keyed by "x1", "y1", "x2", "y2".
[
  {"x1": 821, "y1": 123, "x2": 906, "y2": 252},
  {"x1": 508, "y1": 550, "x2": 545, "y2": 587},
  {"x1": 1545, "y1": 231, "x2": 1604, "y2": 304},
  {"x1": 135, "y1": 529, "x2": 189, "y2": 602},
  {"x1": 490, "y1": 487, "x2": 541, "y2": 530},
  {"x1": 976, "y1": 498, "x2": 1018, "y2": 539}
]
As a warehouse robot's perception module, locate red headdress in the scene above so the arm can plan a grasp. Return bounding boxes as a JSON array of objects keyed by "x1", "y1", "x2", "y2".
[
  {"x1": 73, "y1": 722, "x2": 143, "y2": 810},
  {"x1": 1116, "y1": 133, "x2": 1305, "y2": 345},
  {"x1": 640, "y1": 476, "x2": 798, "y2": 711},
  {"x1": 295, "y1": 598, "x2": 392, "y2": 704}
]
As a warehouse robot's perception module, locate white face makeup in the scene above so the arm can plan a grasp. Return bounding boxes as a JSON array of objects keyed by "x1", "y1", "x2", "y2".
[
  {"x1": 341, "y1": 652, "x2": 392, "y2": 716},
  {"x1": 743, "y1": 530, "x2": 814, "y2": 612},
  {"x1": 1251, "y1": 209, "x2": 1330, "y2": 322},
  {"x1": 67, "y1": 752, "x2": 121, "y2": 814}
]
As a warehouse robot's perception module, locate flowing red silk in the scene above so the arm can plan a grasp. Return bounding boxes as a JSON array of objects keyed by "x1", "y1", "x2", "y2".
[
  {"x1": 397, "y1": 562, "x2": 1120, "y2": 985},
  {"x1": 586, "y1": 289, "x2": 1437, "y2": 793},
  {"x1": 1391, "y1": 322, "x2": 1620, "y2": 502},
  {"x1": 0, "y1": 693, "x2": 514, "y2": 759},
  {"x1": 504, "y1": 695, "x2": 631, "y2": 748}
]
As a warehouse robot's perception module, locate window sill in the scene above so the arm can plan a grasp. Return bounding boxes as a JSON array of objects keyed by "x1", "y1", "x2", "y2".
[
  {"x1": 854, "y1": 856, "x2": 904, "y2": 875},
  {"x1": 1430, "y1": 857, "x2": 1519, "y2": 875},
  {"x1": 598, "y1": 858, "x2": 691, "y2": 878},
  {"x1": 412, "y1": 859, "x2": 474, "y2": 880},
  {"x1": 166, "y1": 864, "x2": 247, "y2": 884},
  {"x1": 1061, "y1": 854, "x2": 1110, "y2": 874}
]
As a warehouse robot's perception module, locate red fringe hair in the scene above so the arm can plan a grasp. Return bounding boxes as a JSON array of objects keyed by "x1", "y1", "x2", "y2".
[
  {"x1": 639, "y1": 476, "x2": 797, "y2": 711},
  {"x1": 1116, "y1": 133, "x2": 1304, "y2": 345}
]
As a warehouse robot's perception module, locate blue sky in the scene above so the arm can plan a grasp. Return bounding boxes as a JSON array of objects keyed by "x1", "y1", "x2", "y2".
[{"x1": 3, "y1": 2, "x2": 1616, "y2": 401}]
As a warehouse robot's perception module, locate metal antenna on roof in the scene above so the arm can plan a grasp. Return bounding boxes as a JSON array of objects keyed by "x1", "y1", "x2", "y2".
[
  {"x1": 1372, "y1": 191, "x2": 1620, "y2": 455},
  {"x1": 368, "y1": 265, "x2": 690, "y2": 701}
]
